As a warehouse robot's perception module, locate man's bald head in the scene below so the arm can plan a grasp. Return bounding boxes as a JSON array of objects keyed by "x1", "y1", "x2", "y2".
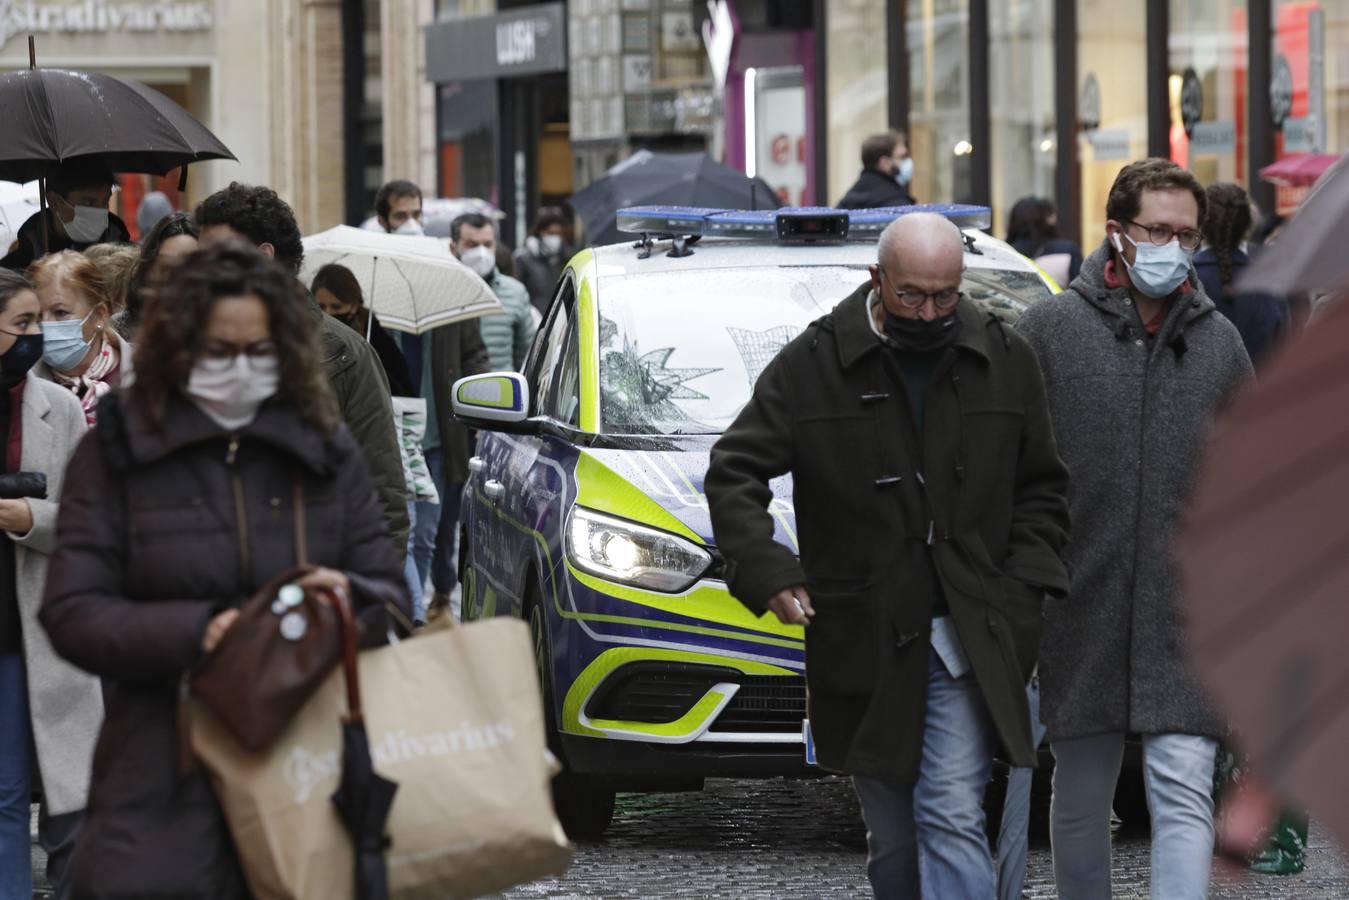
[
  {"x1": 877, "y1": 212, "x2": 965, "y2": 275},
  {"x1": 871, "y1": 213, "x2": 966, "y2": 321}
]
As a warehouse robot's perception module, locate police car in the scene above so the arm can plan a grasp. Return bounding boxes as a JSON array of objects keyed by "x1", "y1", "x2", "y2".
[{"x1": 450, "y1": 205, "x2": 1056, "y2": 838}]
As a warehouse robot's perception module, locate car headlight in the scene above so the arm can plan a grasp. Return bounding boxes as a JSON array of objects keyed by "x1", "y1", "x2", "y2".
[{"x1": 565, "y1": 506, "x2": 711, "y2": 593}]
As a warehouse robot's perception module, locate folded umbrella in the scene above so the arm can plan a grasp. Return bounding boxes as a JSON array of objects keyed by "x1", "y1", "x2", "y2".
[
  {"x1": 570, "y1": 150, "x2": 781, "y2": 246},
  {"x1": 1179, "y1": 299, "x2": 1349, "y2": 849},
  {"x1": 328, "y1": 590, "x2": 398, "y2": 900},
  {"x1": 301, "y1": 225, "x2": 503, "y2": 335},
  {"x1": 0, "y1": 68, "x2": 235, "y2": 183}
]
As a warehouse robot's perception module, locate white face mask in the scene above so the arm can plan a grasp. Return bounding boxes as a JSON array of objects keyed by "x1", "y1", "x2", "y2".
[
  {"x1": 459, "y1": 245, "x2": 496, "y2": 279},
  {"x1": 392, "y1": 218, "x2": 424, "y2": 236},
  {"x1": 57, "y1": 198, "x2": 110, "y2": 244},
  {"x1": 540, "y1": 233, "x2": 565, "y2": 255},
  {"x1": 186, "y1": 354, "x2": 280, "y2": 431}
]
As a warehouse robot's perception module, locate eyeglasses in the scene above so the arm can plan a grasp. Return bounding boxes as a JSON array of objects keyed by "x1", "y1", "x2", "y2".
[
  {"x1": 198, "y1": 340, "x2": 277, "y2": 370},
  {"x1": 1125, "y1": 219, "x2": 1203, "y2": 252},
  {"x1": 880, "y1": 268, "x2": 963, "y2": 312}
]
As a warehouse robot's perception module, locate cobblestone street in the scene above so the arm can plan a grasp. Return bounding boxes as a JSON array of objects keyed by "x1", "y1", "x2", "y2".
[{"x1": 35, "y1": 777, "x2": 1349, "y2": 898}]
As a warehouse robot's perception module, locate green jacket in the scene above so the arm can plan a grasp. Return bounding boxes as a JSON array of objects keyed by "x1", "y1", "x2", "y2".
[
  {"x1": 478, "y1": 272, "x2": 536, "y2": 372},
  {"x1": 310, "y1": 300, "x2": 409, "y2": 557},
  {"x1": 706, "y1": 283, "x2": 1070, "y2": 780}
]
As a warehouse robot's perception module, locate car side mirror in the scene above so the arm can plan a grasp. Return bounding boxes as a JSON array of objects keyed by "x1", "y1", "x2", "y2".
[{"x1": 451, "y1": 372, "x2": 534, "y2": 432}]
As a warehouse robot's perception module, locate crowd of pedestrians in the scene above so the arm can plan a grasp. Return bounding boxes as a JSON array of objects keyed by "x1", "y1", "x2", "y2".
[
  {"x1": 0, "y1": 165, "x2": 547, "y2": 898},
  {"x1": 0, "y1": 137, "x2": 1313, "y2": 899}
]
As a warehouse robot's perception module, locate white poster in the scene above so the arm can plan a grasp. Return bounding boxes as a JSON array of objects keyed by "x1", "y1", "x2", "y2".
[{"x1": 754, "y1": 72, "x2": 808, "y2": 207}]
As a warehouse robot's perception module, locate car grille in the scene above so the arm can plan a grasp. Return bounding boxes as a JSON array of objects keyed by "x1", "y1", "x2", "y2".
[
  {"x1": 586, "y1": 663, "x2": 740, "y2": 723},
  {"x1": 584, "y1": 664, "x2": 805, "y2": 734},
  {"x1": 709, "y1": 676, "x2": 806, "y2": 733}
]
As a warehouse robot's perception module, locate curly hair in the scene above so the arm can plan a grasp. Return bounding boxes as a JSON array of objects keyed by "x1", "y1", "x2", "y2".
[
  {"x1": 121, "y1": 212, "x2": 200, "y2": 336},
  {"x1": 1202, "y1": 183, "x2": 1253, "y2": 302},
  {"x1": 194, "y1": 183, "x2": 305, "y2": 274},
  {"x1": 1106, "y1": 158, "x2": 1208, "y2": 229},
  {"x1": 133, "y1": 240, "x2": 338, "y2": 433}
]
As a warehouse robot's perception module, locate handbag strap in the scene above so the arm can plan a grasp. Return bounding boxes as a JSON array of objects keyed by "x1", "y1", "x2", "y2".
[
  {"x1": 329, "y1": 588, "x2": 363, "y2": 721},
  {"x1": 292, "y1": 479, "x2": 308, "y2": 567}
]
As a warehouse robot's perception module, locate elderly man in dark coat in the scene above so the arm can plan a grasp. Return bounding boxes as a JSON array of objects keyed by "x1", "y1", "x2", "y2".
[
  {"x1": 1016, "y1": 158, "x2": 1253, "y2": 900},
  {"x1": 706, "y1": 212, "x2": 1070, "y2": 898}
]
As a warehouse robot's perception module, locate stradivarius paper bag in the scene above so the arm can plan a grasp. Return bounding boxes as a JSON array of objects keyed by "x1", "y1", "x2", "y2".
[{"x1": 191, "y1": 617, "x2": 572, "y2": 899}]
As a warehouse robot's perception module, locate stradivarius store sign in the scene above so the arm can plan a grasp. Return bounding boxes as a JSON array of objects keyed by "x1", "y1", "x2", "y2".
[{"x1": 0, "y1": 0, "x2": 213, "y2": 51}]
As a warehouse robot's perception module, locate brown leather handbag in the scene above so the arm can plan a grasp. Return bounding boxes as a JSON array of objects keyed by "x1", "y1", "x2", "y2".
[{"x1": 188, "y1": 481, "x2": 345, "y2": 752}]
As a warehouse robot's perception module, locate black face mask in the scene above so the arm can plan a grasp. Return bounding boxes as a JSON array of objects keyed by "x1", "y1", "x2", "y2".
[
  {"x1": 0, "y1": 332, "x2": 42, "y2": 378},
  {"x1": 882, "y1": 309, "x2": 962, "y2": 354}
]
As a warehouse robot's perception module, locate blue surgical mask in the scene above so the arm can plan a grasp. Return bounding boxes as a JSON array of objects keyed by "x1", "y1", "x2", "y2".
[
  {"x1": 40, "y1": 311, "x2": 94, "y2": 372},
  {"x1": 895, "y1": 157, "x2": 914, "y2": 187},
  {"x1": 1113, "y1": 232, "x2": 1192, "y2": 299}
]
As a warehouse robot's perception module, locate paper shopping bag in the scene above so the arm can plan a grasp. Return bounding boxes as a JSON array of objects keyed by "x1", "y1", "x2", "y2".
[{"x1": 191, "y1": 617, "x2": 572, "y2": 899}]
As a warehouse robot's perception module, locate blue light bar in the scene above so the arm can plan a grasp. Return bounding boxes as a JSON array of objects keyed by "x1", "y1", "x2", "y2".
[{"x1": 615, "y1": 204, "x2": 992, "y2": 241}]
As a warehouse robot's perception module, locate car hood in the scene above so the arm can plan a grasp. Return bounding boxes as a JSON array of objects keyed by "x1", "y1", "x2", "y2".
[{"x1": 579, "y1": 441, "x2": 798, "y2": 553}]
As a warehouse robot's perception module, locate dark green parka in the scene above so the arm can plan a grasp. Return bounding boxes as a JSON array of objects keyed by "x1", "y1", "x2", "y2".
[{"x1": 706, "y1": 283, "x2": 1071, "y2": 780}]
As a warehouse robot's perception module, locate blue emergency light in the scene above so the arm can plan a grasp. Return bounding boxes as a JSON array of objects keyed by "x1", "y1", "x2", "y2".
[{"x1": 615, "y1": 204, "x2": 992, "y2": 242}]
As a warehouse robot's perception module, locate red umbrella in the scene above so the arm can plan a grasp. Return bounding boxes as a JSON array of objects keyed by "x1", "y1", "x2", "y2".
[
  {"x1": 1179, "y1": 299, "x2": 1349, "y2": 849},
  {"x1": 1259, "y1": 153, "x2": 1341, "y2": 188}
]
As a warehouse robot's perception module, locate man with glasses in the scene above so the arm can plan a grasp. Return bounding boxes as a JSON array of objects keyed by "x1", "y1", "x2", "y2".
[
  {"x1": 1016, "y1": 158, "x2": 1252, "y2": 899},
  {"x1": 707, "y1": 212, "x2": 1070, "y2": 898}
]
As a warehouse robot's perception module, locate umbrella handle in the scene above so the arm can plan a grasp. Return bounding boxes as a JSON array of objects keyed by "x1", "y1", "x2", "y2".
[{"x1": 326, "y1": 587, "x2": 363, "y2": 721}]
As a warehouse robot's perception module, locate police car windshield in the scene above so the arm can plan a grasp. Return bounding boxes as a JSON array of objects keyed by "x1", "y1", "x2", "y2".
[
  {"x1": 597, "y1": 266, "x2": 863, "y2": 436},
  {"x1": 594, "y1": 262, "x2": 1054, "y2": 436}
]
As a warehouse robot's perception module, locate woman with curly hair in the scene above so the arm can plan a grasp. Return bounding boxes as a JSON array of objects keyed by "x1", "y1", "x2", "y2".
[
  {"x1": 40, "y1": 240, "x2": 409, "y2": 897},
  {"x1": 1194, "y1": 182, "x2": 1290, "y2": 368}
]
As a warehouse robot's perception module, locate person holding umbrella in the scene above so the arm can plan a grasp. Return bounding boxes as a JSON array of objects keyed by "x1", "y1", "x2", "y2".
[
  {"x1": 1, "y1": 160, "x2": 130, "y2": 271},
  {"x1": 40, "y1": 241, "x2": 407, "y2": 897},
  {"x1": 1016, "y1": 158, "x2": 1253, "y2": 899}
]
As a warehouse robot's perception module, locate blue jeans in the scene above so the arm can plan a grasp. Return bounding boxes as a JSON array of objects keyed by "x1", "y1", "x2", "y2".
[
  {"x1": 0, "y1": 653, "x2": 32, "y2": 900},
  {"x1": 996, "y1": 675, "x2": 1047, "y2": 900},
  {"x1": 853, "y1": 648, "x2": 997, "y2": 899},
  {"x1": 1051, "y1": 732, "x2": 1217, "y2": 900},
  {"x1": 403, "y1": 500, "x2": 426, "y2": 622},
  {"x1": 412, "y1": 446, "x2": 461, "y2": 596}
]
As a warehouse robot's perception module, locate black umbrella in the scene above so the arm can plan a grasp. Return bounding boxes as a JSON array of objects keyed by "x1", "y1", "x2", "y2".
[
  {"x1": 570, "y1": 150, "x2": 781, "y2": 246},
  {"x1": 328, "y1": 593, "x2": 398, "y2": 900},
  {"x1": 0, "y1": 65, "x2": 236, "y2": 184}
]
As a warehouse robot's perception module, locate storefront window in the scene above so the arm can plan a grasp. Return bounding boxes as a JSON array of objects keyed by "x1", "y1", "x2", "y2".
[
  {"x1": 907, "y1": 0, "x2": 970, "y2": 205},
  {"x1": 1076, "y1": 0, "x2": 1149, "y2": 249},
  {"x1": 990, "y1": 0, "x2": 1055, "y2": 238},
  {"x1": 825, "y1": 0, "x2": 889, "y2": 205},
  {"x1": 1169, "y1": 0, "x2": 1248, "y2": 189},
  {"x1": 1272, "y1": 1, "x2": 1349, "y2": 157},
  {"x1": 439, "y1": 80, "x2": 500, "y2": 204}
]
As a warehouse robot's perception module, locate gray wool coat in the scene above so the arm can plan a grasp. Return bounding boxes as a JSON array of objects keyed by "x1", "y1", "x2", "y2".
[
  {"x1": 14, "y1": 374, "x2": 103, "y2": 814},
  {"x1": 1016, "y1": 241, "x2": 1252, "y2": 741}
]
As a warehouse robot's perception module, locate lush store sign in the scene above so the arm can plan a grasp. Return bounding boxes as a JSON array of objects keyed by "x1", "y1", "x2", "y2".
[
  {"x1": 426, "y1": 2, "x2": 566, "y2": 82},
  {"x1": 0, "y1": 0, "x2": 213, "y2": 51}
]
